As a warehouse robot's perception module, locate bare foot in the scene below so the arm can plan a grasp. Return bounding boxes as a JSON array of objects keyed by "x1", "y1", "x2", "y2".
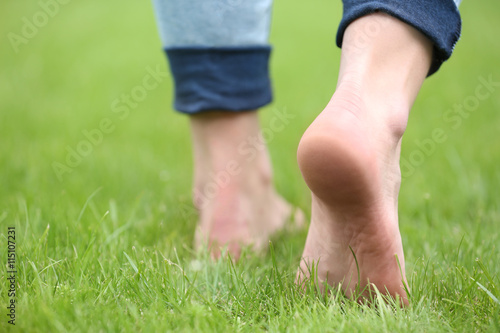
[
  {"x1": 297, "y1": 84, "x2": 408, "y2": 302},
  {"x1": 190, "y1": 111, "x2": 304, "y2": 259},
  {"x1": 296, "y1": 13, "x2": 433, "y2": 304}
]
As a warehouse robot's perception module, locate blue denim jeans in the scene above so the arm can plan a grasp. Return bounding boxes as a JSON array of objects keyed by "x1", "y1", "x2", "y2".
[{"x1": 153, "y1": 0, "x2": 462, "y2": 114}]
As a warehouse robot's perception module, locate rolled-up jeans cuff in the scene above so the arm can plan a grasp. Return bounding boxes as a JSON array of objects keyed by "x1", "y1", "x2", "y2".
[
  {"x1": 337, "y1": 0, "x2": 462, "y2": 76},
  {"x1": 165, "y1": 47, "x2": 272, "y2": 114}
]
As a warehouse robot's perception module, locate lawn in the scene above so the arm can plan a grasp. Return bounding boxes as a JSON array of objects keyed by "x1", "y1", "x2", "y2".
[{"x1": 1, "y1": 0, "x2": 499, "y2": 332}]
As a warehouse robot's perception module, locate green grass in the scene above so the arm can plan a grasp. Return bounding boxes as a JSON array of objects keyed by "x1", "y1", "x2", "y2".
[{"x1": 1, "y1": 0, "x2": 499, "y2": 331}]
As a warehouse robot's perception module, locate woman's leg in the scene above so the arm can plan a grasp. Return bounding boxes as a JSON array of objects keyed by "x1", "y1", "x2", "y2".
[
  {"x1": 297, "y1": 1, "x2": 461, "y2": 303},
  {"x1": 152, "y1": 0, "x2": 303, "y2": 259}
]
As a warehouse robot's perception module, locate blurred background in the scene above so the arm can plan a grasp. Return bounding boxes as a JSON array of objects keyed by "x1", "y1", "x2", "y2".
[{"x1": 0, "y1": 0, "x2": 499, "y2": 258}]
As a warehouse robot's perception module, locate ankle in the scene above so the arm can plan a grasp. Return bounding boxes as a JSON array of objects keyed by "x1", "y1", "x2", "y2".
[
  {"x1": 334, "y1": 77, "x2": 410, "y2": 144},
  {"x1": 192, "y1": 148, "x2": 275, "y2": 210}
]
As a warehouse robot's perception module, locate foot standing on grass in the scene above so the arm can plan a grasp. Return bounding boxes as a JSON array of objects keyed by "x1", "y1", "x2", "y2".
[{"x1": 152, "y1": 0, "x2": 462, "y2": 303}]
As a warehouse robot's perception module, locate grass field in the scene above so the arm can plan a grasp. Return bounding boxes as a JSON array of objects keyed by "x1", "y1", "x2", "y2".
[{"x1": 1, "y1": 0, "x2": 499, "y2": 331}]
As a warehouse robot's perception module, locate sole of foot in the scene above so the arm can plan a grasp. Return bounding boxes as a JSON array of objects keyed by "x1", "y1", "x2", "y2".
[{"x1": 296, "y1": 84, "x2": 409, "y2": 305}]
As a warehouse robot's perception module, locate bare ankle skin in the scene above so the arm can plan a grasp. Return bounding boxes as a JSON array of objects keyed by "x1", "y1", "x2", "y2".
[{"x1": 189, "y1": 111, "x2": 304, "y2": 259}]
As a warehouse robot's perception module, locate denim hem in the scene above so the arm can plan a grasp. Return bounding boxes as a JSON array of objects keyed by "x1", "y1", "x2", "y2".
[
  {"x1": 166, "y1": 47, "x2": 272, "y2": 114},
  {"x1": 337, "y1": 0, "x2": 462, "y2": 76}
]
